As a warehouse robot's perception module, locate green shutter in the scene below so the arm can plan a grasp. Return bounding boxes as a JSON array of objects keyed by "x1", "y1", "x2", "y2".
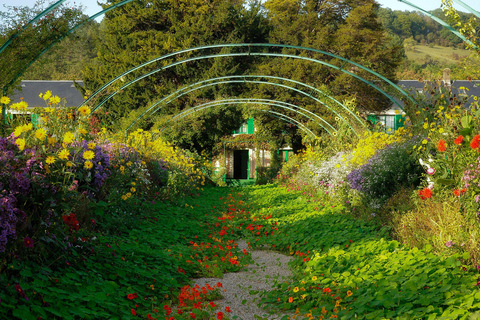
[
  {"x1": 31, "y1": 114, "x2": 39, "y2": 127},
  {"x1": 247, "y1": 118, "x2": 254, "y2": 134},
  {"x1": 395, "y1": 115, "x2": 405, "y2": 130}
]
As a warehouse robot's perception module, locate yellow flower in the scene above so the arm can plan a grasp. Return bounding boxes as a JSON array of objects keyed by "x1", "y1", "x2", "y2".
[
  {"x1": 293, "y1": 287, "x2": 299, "y2": 293},
  {"x1": 78, "y1": 106, "x2": 91, "y2": 116},
  {"x1": 335, "y1": 301, "x2": 340, "y2": 307},
  {"x1": 15, "y1": 138, "x2": 25, "y2": 151},
  {"x1": 78, "y1": 128, "x2": 88, "y2": 135},
  {"x1": 84, "y1": 160, "x2": 93, "y2": 170},
  {"x1": 312, "y1": 276, "x2": 317, "y2": 281},
  {"x1": 131, "y1": 182, "x2": 136, "y2": 186},
  {"x1": 423, "y1": 123, "x2": 428, "y2": 129},
  {"x1": 0, "y1": 96, "x2": 10, "y2": 104},
  {"x1": 126, "y1": 192, "x2": 132, "y2": 198},
  {"x1": 83, "y1": 150, "x2": 95, "y2": 160},
  {"x1": 17, "y1": 101, "x2": 28, "y2": 110},
  {"x1": 44, "y1": 107, "x2": 55, "y2": 113},
  {"x1": 35, "y1": 128, "x2": 47, "y2": 140},
  {"x1": 301, "y1": 294, "x2": 306, "y2": 299},
  {"x1": 346, "y1": 290, "x2": 353, "y2": 297},
  {"x1": 63, "y1": 132, "x2": 74, "y2": 144},
  {"x1": 48, "y1": 136, "x2": 57, "y2": 145},
  {"x1": 438, "y1": 128, "x2": 444, "y2": 133},
  {"x1": 121, "y1": 195, "x2": 128, "y2": 200},
  {"x1": 126, "y1": 161, "x2": 133, "y2": 166},
  {"x1": 23, "y1": 123, "x2": 33, "y2": 132},
  {"x1": 45, "y1": 156, "x2": 56, "y2": 165},
  {"x1": 43, "y1": 91, "x2": 52, "y2": 101},
  {"x1": 49, "y1": 95, "x2": 61, "y2": 105},
  {"x1": 87, "y1": 142, "x2": 96, "y2": 149},
  {"x1": 422, "y1": 139, "x2": 428, "y2": 145},
  {"x1": 13, "y1": 126, "x2": 23, "y2": 137},
  {"x1": 66, "y1": 161, "x2": 74, "y2": 167},
  {"x1": 130, "y1": 187, "x2": 136, "y2": 193},
  {"x1": 58, "y1": 149, "x2": 70, "y2": 160}
]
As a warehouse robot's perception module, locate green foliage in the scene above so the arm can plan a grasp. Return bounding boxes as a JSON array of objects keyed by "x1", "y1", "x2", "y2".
[
  {"x1": 442, "y1": 0, "x2": 480, "y2": 53},
  {"x1": 236, "y1": 184, "x2": 480, "y2": 319},
  {"x1": 0, "y1": 0, "x2": 88, "y2": 93},
  {"x1": 82, "y1": 0, "x2": 270, "y2": 130}
]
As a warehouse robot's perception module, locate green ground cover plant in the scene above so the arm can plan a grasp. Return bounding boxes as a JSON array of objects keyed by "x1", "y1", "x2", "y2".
[
  {"x1": 232, "y1": 184, "x2": 480, "y2": 320},
  {"x1": 2, "y1": 186, "x2": 251, "y2": 320}
]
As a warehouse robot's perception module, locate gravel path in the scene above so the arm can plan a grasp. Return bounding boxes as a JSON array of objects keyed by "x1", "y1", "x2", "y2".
[{"x1": 192, "y1": 240, "x2": 295, "y2": 320}]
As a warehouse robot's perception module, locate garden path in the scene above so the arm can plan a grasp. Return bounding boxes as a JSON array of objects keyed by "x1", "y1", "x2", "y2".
[{"x1": 192, "y1": 240, "x2": 294, "y2": 320}]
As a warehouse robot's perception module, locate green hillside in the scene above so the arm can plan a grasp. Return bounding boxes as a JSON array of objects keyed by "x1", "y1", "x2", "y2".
[{"x1": 405, "y1": 45, "x2": 471, "y2": 65}]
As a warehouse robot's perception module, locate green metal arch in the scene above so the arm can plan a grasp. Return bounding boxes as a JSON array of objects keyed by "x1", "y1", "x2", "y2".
[
  {"x1": 398, "y1": 0, "x2": 478, "y2": 49},
  {"x1": 157, "y1": 103, "x2": 316, "y2": 138},
  {"x1": 0, "y1": 0, "x2": 67, "y2": 57},
  {"x1": 157, "y1": 98, "x2": 326, "y2": 135},
  {"x1": 86, "y1": 52, "x2": 404, "y2": 117},
  {"x1": 452, "y1": 0, "x2": 480, "y2": 19},
  {"x1": 3, "y1": 0, "x2": 137, "y2": 91},
  {"x1": 123, "y1": 74, "x2": 363, "y2": 135},
  {"x1": 125, "y1": 77, "x2": 353, "y2": 137},
  {"x1": 80, "y1": 43, "x2": 415, "y2": 112},
  {"x1": 90, "y1": 57, "x2": 366, "y2": 129}
]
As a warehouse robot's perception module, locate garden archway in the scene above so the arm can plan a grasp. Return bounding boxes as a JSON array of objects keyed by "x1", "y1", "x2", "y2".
[{"x1": 156, "y1": 99, "x2": 325, "y2": 137}]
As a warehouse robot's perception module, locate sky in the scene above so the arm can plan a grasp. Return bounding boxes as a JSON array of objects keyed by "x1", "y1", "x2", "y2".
[{"x1": 0, "y1": 0, "x2": 478, "y2": 21}]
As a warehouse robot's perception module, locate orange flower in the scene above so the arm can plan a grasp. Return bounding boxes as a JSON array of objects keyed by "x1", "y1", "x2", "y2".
[
  {"x1": 453, "y1": 188, "x2": 467, "y2": 197},
  {"x1": 288, "y1": 297, "x2": 293, "y2": 303},
  {"x1": 437, "y1": 140, "x2": 447, "y2": 152},
  {"x1": 454, "y1": 135, "x2": 464, "y2": 145},
  {"x1": 418, "y1": 188, "x2": 432, "y2": 200},
  {"x1": 471, "y1": 135, "x2": 480, "y2": 149}
]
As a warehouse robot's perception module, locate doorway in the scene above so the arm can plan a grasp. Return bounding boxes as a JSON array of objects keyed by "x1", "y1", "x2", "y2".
[{"x1": 233, "y1": 150, "x2": 249, "y2": 179}]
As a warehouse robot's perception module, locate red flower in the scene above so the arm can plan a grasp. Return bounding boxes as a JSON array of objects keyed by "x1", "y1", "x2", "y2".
[
  {"x1": 323, "y1": 288, "x2": 332, "y2": 293},
  {"x1": 418, "y1": 188, "x2": 433, "y2": 200},
  {"x1": 190, "y1": 313, "x2": 196, "y2": 319},
  {"x1": 130, "y1": 308, "x2": 136, "y2": 316},
  {"x1": 454, "y1": 135, "x2": 464, "y2": 145},
  {"x1": 225, "y1": 307, "x2": 231, "y2": 312},
  {"x1": 288, "y1": 297, "x2": 293, "y2": 303},
  {"x1": 127, "y1": 293, "x2": 138, "y2": 300},
  {"x1": 14, "y1": 284, "x2": 29, "y2": 301},
  {"x1": 437, "y1": 140, "x2": 447, "y2": 152},
  {"x1": 453, "y1": 188, "x2": 467, "y2": 197},
  {"x1": 216, "y1": 282, "x2": 223, "y2": 288},
  {"x1": 471, "y1": 135, "x2": 480, "y2": 149},
  {"x1": 217, "y1": 312, "x2": 224, "y2": 320},
  {"x1": 23, "y1": 236, "x2": 34, "y2": 248}
]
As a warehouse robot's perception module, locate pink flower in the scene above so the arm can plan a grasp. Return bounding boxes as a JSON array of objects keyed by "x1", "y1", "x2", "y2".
[{"x1": 426, "y1": 168, "x2": 435, "y2": 175}]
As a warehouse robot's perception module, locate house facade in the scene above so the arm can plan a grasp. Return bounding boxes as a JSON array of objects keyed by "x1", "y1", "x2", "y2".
[{"x1": 217, "y1": 118, "x2": 294, "y2": 181}]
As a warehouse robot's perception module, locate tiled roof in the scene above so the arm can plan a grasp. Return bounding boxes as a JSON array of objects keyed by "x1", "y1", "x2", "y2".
[{"x1": 11, "y1": 80, "x2": 85, "y2": 108}]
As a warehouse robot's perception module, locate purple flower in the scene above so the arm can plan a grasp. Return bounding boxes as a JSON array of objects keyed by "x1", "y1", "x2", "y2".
[{"x1": 445, "y1": 241, "x2": 454, "y2": 247}]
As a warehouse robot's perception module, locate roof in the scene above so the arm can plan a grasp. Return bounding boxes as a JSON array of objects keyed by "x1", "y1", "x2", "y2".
[
  {"x1": 11, "y1": 80, "x2": 85, "y2": 108},
  {"x1": 374, "y1": 80, "x2": 480, "y2": 115}
]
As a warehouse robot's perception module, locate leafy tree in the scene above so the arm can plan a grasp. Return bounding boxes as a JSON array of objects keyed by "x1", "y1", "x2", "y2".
[
  {"x1": 20, "y1": 19, "x2": 100, "y2": 80},
  {"x1": 81, "y1": 0, "x2": 270, "y2": 146},
  {"x1": 256, "y1": 0, "x2": 403, "y2": 115},
  {"x1": 0, "y1": 0, "x2": 87, "y2": 94}
]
